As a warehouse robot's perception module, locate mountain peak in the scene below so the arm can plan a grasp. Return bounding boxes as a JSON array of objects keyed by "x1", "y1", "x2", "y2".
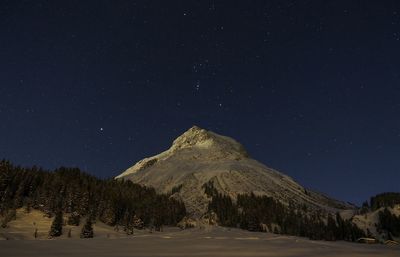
[
  {"x1": 180, "y1": 125, "x2": 209, "y2": 139},
  {"x1": 171, "y1": 126, "x2": 211, "y2": 149},
  {"x1": 188, "y1": 125, "x2": 204, "y2": 131},
  {"x1": 171, "y1": 126, "x2": 248, "y2": 157}
]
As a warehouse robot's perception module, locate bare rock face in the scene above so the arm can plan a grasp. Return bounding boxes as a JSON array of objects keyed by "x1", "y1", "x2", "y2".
[{"x1": 116, "y1": 126, "x2": 352, "y2": 217}]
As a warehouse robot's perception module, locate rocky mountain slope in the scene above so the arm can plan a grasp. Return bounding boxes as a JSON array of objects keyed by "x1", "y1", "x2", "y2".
[{"x1": 117, "y1": 126, "x2": 353, "y2": 217}]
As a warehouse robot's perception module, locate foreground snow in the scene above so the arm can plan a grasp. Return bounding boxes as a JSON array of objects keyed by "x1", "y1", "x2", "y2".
[{"x1": 0, "y1": 227, "x2": 398, "y2": 257}]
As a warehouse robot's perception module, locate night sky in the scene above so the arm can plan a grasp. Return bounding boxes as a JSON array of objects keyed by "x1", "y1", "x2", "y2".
[{"x1": 1, "y1": 1, "x2": 400, "y2": 205}]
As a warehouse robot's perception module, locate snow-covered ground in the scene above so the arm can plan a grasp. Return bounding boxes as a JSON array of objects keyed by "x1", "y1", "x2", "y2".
[
  {"x1": 1, "y1": 209, "x2": 398, "y2": 256},
  {"x1": 0, "y1": 226, "x2": 398, "y2": 257},
  {"x1": 352, "y1": 204, "x2": 400, "y2": 237},
  {"x1": 0, "y1": 209, "x2": 131, "y2": 240}
]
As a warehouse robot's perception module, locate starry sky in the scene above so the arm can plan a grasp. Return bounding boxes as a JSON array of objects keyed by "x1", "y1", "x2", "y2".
[{"x1": 1, "y1": 1, "x2": 400, "y2": 205}]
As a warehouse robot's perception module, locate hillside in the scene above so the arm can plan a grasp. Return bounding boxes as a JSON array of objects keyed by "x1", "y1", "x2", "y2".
[
  {"x1": 0, "y1": 161, "x2": 186, "y2": 238},
  {"x1": 117, "y1": 126, "x2": 353, "y2": 217}
]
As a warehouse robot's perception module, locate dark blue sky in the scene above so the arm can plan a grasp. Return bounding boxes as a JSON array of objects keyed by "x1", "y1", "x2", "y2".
[{"x1": 1, "y1": 1, "x2": 399, "y2": 205}]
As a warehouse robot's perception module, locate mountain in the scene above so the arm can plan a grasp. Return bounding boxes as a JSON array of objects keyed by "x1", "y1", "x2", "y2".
[{"x1": 117, "y1": 126, "x2": 353, "y2": 217}]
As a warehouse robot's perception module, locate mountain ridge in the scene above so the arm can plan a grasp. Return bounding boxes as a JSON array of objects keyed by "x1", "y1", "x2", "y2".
[{"x1": 117, "y1": 126, "x2": 353, "y2": 217}]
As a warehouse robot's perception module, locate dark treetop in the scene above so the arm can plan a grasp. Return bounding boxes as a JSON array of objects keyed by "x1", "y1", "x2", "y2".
[{"x1": 1, "y1": 1, "x2": 399, "y2": 205}]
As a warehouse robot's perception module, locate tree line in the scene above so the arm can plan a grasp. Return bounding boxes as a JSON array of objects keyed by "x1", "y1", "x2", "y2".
[
  {"x1": 204, "y1": 181, "x2": 366, "y2": 241},
  {"x1": 0, "y1": 160, "x2": 186, "y2": 237},
  {"x1": 370, "y1": 192, "x2": 400, "y2": 211},
  {"x1": 378, "y1": 207, "x2": 400, "y2": 239}
]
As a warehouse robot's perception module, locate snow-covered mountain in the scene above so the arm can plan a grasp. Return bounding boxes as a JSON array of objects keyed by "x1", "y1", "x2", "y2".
[{"x1": 117, "y1": 126, "x2": 353, "y2": 217}]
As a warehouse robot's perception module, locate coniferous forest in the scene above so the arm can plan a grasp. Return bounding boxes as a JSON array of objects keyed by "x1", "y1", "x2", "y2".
[
  {"x1": 370, "y1": 193, "x2": 400, "y2": 211},
  {"x1": 205, "y1": 182, "x2": 400, "y2": 242},
  {"x1": 378, "y1": 208, "x2": 400, "y2": 239},
  {"x1": 204, "y1": 181, "x2": 367, "y2": 242},
  {"x1": 0, "y1": 160, "x2": 186, "y2": 236},
  {"x1": 1, "y1": 160, "x2": 399, "y2": 242}
]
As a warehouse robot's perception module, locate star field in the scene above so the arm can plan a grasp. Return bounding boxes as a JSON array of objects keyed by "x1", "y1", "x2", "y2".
[{"x1": 1, "y1": 1, "x2": 400, "y2": 205}]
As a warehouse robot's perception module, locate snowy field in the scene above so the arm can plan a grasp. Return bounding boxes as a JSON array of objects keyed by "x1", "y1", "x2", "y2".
[{"x1": 1, "y1": 227, "x2": 399, "y2": 257}]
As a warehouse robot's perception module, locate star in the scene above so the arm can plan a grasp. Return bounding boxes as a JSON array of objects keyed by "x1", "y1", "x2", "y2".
[
  {"x1": 195, "y1": 81, "x2": 200, "y2": 91},
  {"x1": 100, "y1": 127, "x2": 104, "y2": 132}
]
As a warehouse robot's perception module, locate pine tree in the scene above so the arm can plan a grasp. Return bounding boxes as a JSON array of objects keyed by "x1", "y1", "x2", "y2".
[
  {"x1": 1, "y1": 209, "x2": 16, "y2": 228},
  {"x1": 326, "y1": 214, "x2": 337, "y2": 241},
  {"x1": 80, "y1": 218, "x2": 94, "y2": 238},
  {"x1": 132, "y1": 215, "x2": 144, "y2": 229},
  {"x1": 360, "y1": 201, "x2": 370, "y2": 215},
  {"x1": 49, "y1": 211, "x2": 63, "y2": 237},
  {"x1": 67, "y1": 211, "x2": 80, "y2": 226}
]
